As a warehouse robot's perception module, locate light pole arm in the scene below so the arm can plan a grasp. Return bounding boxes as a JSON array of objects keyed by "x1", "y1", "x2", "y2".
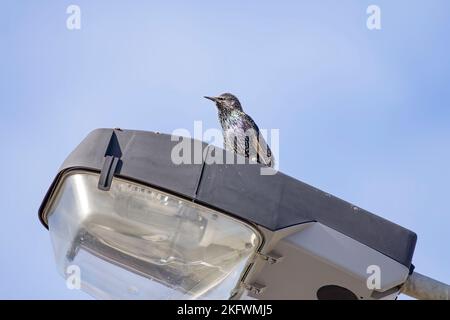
[{"x1": 401, "y1": 271, "x2": 449, "y2": 300}]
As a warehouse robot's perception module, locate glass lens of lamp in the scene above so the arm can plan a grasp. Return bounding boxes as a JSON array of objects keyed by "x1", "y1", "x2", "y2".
[{"x1": 46, "y1": 172, "x2": 260, "y2": 300}]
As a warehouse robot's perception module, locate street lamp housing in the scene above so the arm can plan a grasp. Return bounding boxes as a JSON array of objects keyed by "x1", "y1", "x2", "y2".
[{"x1": 39, "y1": 128, "x2": 417, "y2": 300}]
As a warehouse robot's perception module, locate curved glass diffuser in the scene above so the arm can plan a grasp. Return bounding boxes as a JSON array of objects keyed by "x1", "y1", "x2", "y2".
[{"x1": 46, "y1": 172, "x2": 260, "y2": 299}]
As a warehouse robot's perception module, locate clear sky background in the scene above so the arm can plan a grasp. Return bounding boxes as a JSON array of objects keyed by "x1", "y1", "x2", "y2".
[{"x1": 0, "y1": 1, "x2": 449, "y2": 299}]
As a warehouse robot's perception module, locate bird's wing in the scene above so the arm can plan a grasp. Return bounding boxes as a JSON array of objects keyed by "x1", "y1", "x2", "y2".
[
  {"x1": 242, "y1": 114, "x2": 275, "y2": 168},
  {"x1": 250, "y1": 132, "x2": 274, "y2": 168}
]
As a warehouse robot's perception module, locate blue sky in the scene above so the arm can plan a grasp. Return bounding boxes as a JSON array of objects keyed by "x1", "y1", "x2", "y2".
[{"x1": 0, "y1": 1, "x2": 449, "y2": 299}]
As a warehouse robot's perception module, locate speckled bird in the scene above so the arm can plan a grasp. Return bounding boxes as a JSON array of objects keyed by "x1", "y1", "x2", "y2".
[{"x1": 204, "y1": 93, "x2": 275, "y2": 167}]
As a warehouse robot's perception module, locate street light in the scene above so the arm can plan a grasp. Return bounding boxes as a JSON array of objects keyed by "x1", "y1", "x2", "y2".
[{"x1": 38, "y1": 128, "x2": 441, "y2": 300}]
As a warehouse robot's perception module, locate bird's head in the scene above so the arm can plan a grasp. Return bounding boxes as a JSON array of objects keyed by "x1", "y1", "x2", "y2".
[{"x1": 204, "y1": 93, "x2": 243, "y2": 111}]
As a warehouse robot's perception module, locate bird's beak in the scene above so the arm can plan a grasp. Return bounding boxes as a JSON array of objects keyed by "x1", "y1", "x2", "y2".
[{"x1": 204, "y1": 96, "x2": 218, "y2": 103}]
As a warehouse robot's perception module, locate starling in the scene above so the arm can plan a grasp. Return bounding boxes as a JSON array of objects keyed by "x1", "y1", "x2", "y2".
[{"x1": 204, "y1": 93, "x2": 275, "y2": 167}]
